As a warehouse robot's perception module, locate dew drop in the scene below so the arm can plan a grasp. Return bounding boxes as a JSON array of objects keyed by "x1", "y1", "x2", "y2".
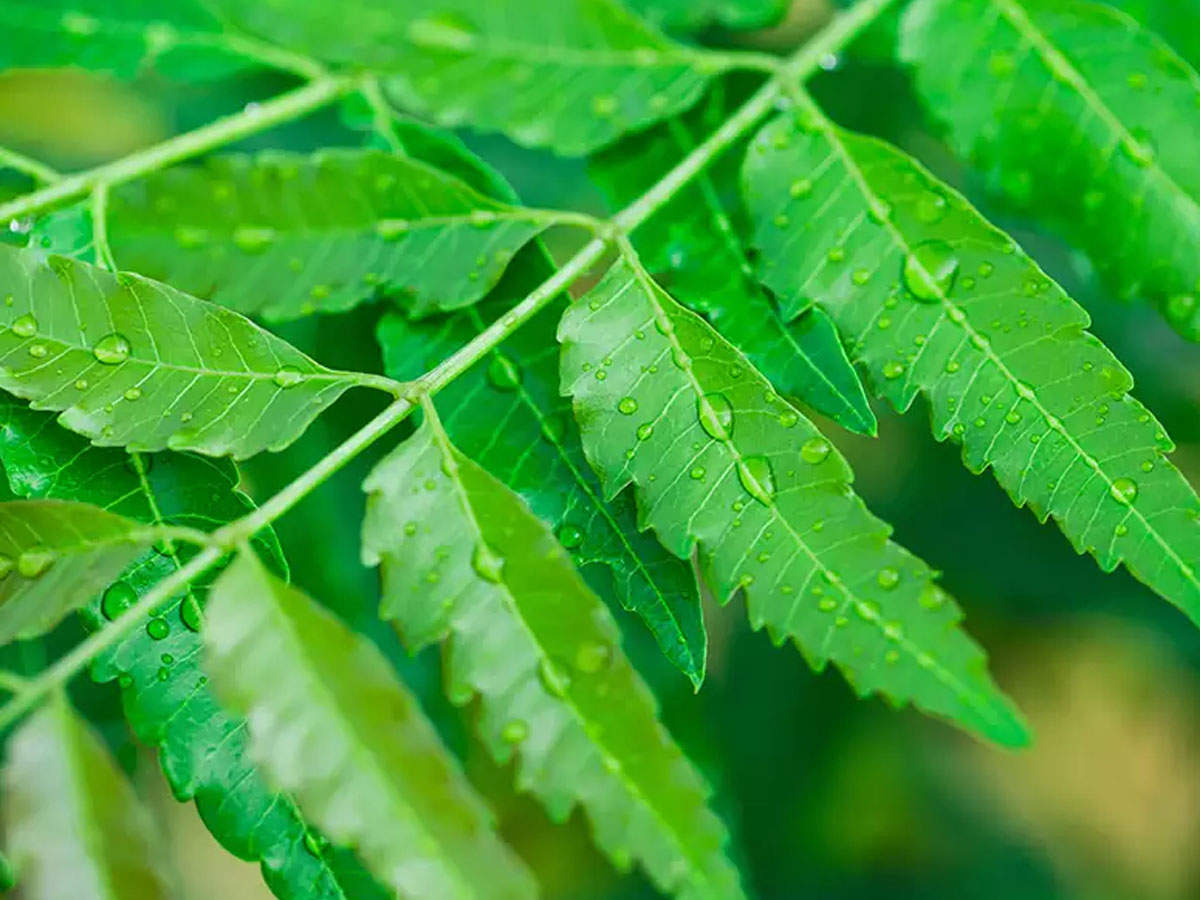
[
  {"x1": 10, "y1": 313, "x2": 37, "y2": 338},
  {"x1": 697, "y1": 393, "x2": 733, "y2": 441},
  {"x1": 486, "y1": 354, "x2": 521, "y2": 390},
  {"x1": 737, "y1": 455, "x2": 775, "y2": 505},
  {"x1": 101, "y1": 581, "x2": 137, "y2": 620},
  {"x1": 800, "y1": 436, "x2": 831, "y2": 465},
  {"x1": 471, "y1": 544, "x2": 504, "y2": 584},
  {"x1": 902, "y1": 240, "x2": 959, "y2": 302},
  {"x1": 617, "y1": 396, "x2": 638, "y2": 415},
  {"x1": 92, "y1": 332, "x2": 131, "y2": 365},
  {"x1": 17, "y1": 545, "x2": 54, "y2": 578},
  {"x1": 1110, "y1": 477, "x2": 1138, "y2": 504}
]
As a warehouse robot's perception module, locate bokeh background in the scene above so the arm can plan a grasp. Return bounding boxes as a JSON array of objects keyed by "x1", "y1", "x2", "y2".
[{"x1": 3, "y1": 0, "x2": 1199, "y2": 897}]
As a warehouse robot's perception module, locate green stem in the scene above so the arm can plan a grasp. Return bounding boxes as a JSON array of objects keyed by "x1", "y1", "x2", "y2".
[
  {"x1": 0, "y1": 0, "x2": 897, "y2": 725},
  {"x1": 0, "y1": 76, "x2": 353, "y2": 224},
  {"x1": 0, "y1": 145, "x2": 59, "y2": 184}
]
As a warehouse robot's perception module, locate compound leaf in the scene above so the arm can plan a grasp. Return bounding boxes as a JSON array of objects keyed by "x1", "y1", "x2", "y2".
[
  {"x1": 106, "y1": 148, "x2": 553, "y2": 322},
  {"x1": 0, "y1": 499, "x2": 154, "y2": 643},
  {"x1": 0, "y1": 397, "x2": 388, "y2": 900},
  {"x1": 2, "y1": 694, "x2": 173, "y2": 900},
  {"x1": 592, "y1": 109, "x2": 876, "y2": 435},
  {"x1": 361, "y1": 403, "x2": 743, "y2": 898},
  {"x1": 559, "y1": 253, "x2": 1028, "y2": 746},
  {"x1": 0, "y1": 0, "x2": 253, "y2": 81},
  {"x1": 743, "y1": 104, "x2": 1200, "y2": 624},
  {"x1": 901, "y1": 0, "x2": 1200, "y2": 342},
  {"x1": 204, "y1": 551, "x2": 537, "y2": 900},
  {"x1": 209, "y1": 0, "x2": 719, "y2": 155},
  {"x1": 0, "y1": 246, "x2": 366, "y2": 458}
]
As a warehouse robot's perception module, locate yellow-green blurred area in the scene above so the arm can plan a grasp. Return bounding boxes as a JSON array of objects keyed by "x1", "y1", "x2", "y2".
[{"x1": 5, "y1": 0, "x2": 1200, "y2": 897}]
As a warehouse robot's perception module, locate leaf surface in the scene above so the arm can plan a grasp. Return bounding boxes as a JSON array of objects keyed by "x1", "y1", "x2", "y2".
[
  {"x1": 743, "y1": 105, "x2": 1200, "y2": 623},
  {"x1": 107, "y1": 149, "x2": 550, "y2": 321},
  {"x1": 2, "y1": 695, "x2": 173, "y2": 900},
  {"x1": 204, "y1": 551, "x2": 537, "y2": 900},
  {"x1": 559, "y1": 253, "x2": 1028, "y2": 746},
  {"x1": 0, "y1": 499, "x2": 153, "y2": 643},
  {"x1": 0, "y1": 0, "x2": 252, "y2": 81},
  {"x1": 0, "y1": 397, "x2": 388, "y2": 900},
  {"x1": 592, "y1": 108, "x2": 876, "y2": 435},
  {"x1": 0, "y1": 246, "x2": 364, "y2": 458},
  {"x1": 361, "y1": 405, "x2": 743, "y2": 899},
  {"x1": 901, "y1": 0, "x2": 1200, "y2": 342},
  {"x1": 209, "y1": 0, "x2": 717, "y2": 155}
]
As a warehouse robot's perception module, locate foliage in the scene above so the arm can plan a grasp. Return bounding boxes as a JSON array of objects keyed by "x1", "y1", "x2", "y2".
[{"x1": 0, "y1": 0, "x2": 1197, "y2": 897}]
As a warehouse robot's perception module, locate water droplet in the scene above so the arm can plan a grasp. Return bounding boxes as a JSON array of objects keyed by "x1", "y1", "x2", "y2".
[
  {"x1": 233, "y1": 225, "x2": 276, "y2": 253},
  {"x1": 902, "y1": 241, "x2": 959, "y2": 302},
  {"x1": 876, "y1": 567, "x2": 901, "y2": 590},
  {"x1": 737, "y1": 456, "x2": 775, "y2": 505},
  {"x1": 574, "y1": 641, "x2": 611, "y2": 674},
  {"x1": 101, "y1": 581, "x2": 137, "y2": 620},
  {"x1": 617, "y1": 396, "x2": 638, "y2": 415},
  {"x1": 800, "y1": 436, "x2": 831, "y2": 465},
  {"x1": 501, "y1": 719, "x2": 528, "y2": 743},
  {"x1": 471, "y1": 544, "x2": 504, "y2": 583},
  {"x1": 486, "y1": 355, "x2": 521, "y2": 390},
  {"x1": 1110, "y1": 477, "x2": 1138, "y2": 504},
  {"x1": 17, "y1": 546, "x2": 53, "y2": 578},
  {"x1": 11, "y1": 313, "x2": 37, "y2": 338},
  {"x1": 92, "y1": 332, "x2": 131, "y2": 365},
  {"x1": 146, "y1": 617, "x2": 170, "y2": 640},
  {"x1": 697, "y1": 393, "x2": 733, "y2": 441},
  {"x1": 557, "y1": 523, "x2": 584, "y2": 550}
]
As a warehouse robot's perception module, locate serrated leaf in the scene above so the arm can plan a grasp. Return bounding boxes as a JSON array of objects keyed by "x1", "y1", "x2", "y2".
[
  {"x1": 0, "y1": 245, "x2": 366, "y2": 458},
  {"x1": 2, "y1": 694, "x2": 173, "y2": 900},
  {"x1": 559, "y1": 253, "x2": 1028, "y2": 746},
  {"x1": 209, "y1": 0, "x2": 718, "y2": 155},
  {"x1": 0, "y1": 499, "x2": 154, "y2": 643},
  {"x1": 361, "y1": 405, "x2": 743, "y2": 899},
  {"x1": 900, "y1": 0, "x2": 1200, "y2": 342},
  {"x1": 0, "y1": 0, "x2": 252, "y2": 81},
  {"x1": 625, "y1": 0, "x2": 788, "y2": 33},
  {"x1": 204, "y1": 551, "x2": 538, "y2": 900},
  {"x1": 106, "y1": 148, "x2": 552, "y2": 322},
  {"x1": 743, "y1": 105, "x2": 1200, "y2": 624},
  {"x1": 0, "y1": 397, "x2": 388, "y2": 900},
  {"x1": 592, "y1": 108, "x2": 876, "y2": 435}
]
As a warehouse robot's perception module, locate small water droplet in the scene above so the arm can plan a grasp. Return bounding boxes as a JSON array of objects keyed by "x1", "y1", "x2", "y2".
[
  {"x1": 273, "y1": 366, "x2": 303, "y2": 388},
  {"x1": 697, "y1": 393, "x2": 733, "y2": 441},
  {"x1": 737, "y1": 456, "x2": 775, "y2": 505},
  {"x1": 11, "y1": 313, "x2": 37, "y2": 338},
  {"x1": 800, "y1": 436, "x2": 831, "y2": 465},
  {"x1": 93, "y1": 332, "x2": 131, "y2": 365},
  {"x1": 101, "y1": 581, "x2": 137, "y2": 619},
  {"x1": 17, "y1": 545, "x2": 54, "y2": 578},
  {"x1": 1110, "y1": 477, "x2": 1138, "y2": 504},
  {"x1": 903, "y1": 241, "x2": 959, "y2": 302},
  {"x1": 486, "y1": 355, "x2": 521, "y2": 390}
]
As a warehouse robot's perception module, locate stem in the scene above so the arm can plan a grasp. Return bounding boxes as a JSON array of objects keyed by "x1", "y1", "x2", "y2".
[
  {"x1": 0, "y1": 0, "x2": 896, "y2": 724},
  {"x1": 0, "y1": 145, "x2": 59, "y2": 184},
  {"x1": 0, "y1": 76, "x2": 353, "y2": 224}
]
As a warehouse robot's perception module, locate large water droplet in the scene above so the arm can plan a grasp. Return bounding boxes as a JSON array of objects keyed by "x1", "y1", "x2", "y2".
[
  {"x1": 902, "y1": 241, "x2": 959, "y2": 302},
  {"x1": 697, "y1": 393, "x2": 733, "y2": 441},
  {"x1": 486, "y1": 355, "x2": 521, "y2": 391},
  {"x1": 471, "y1": 544, "x2": 504, "y2": 584},
  {"x1": 101, "y1": 581, "x2": 137, "y2": 620},
  {"x1": 1110, "y1": 477, "x2": 1138, "y2": 504},
  {"x1": 737, "y1": 456, "x2": 776, "y2": 505},
  {"x1": 800, "y1": 437, "x2": 831, "y2": 465},
  {"x1": 16, "y1": 545, "x2": 53, "y2": 578},
  {"x1": 10, "y1": 313, "x2": 37, "y2": 338},
  {"x1": 93, "y1": 332, "x2": 131, "y2": 365}
]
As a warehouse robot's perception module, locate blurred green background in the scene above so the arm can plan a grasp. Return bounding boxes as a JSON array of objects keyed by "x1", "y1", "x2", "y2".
[{"x1": 3, "y1": 1, "x2": 1200, "y2": 897}]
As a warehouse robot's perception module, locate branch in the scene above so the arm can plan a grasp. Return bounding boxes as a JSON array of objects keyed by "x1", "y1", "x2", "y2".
[{"x1": 0, "y1": 0, "x2": 900, "y2": 727}]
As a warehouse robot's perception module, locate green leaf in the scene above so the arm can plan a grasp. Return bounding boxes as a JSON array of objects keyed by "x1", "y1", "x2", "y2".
[
  {"x1": 2, "y1": 694, "x2": 173, "y2": 900},
  {"x1": 625, "y1": 0, "x2": 788, "y2": 33},
  {"x1": 0, "y1": 0, "x2": 252, "y2": 81},
  {"x1": 0, "y1": 245, "x2": 367, "y2": 458},
  {"x1": 361, "y1": 403, "x2": 743, "y2": 898},
  {"x1": 209, "y1": 0, "x2": 718, "y2": 155},
  {"x1": 204, "y1": 551, "x2": 538, "y2": 900},
  {"x1": 0, "y1": 397, "x2": 389, "y2": 900},
  {"x1": 106, "y1": 148, "x2": 553, "y2": 322},
  {"x1": 592, "y1": 107, "x2": 876, "y2": 435},
  {"x1": 742, "y1": 104, "x2": 1200, "y2": 625},
  {"x1": 559, "y1": 253, "x2": 1029, "y2": 746},
  {"x1": 900, "y1": 0, "x2": 1200, "y2": 342},
  {"x1": 0, "y1": 499, "x2": 154, "y2": 643}
]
